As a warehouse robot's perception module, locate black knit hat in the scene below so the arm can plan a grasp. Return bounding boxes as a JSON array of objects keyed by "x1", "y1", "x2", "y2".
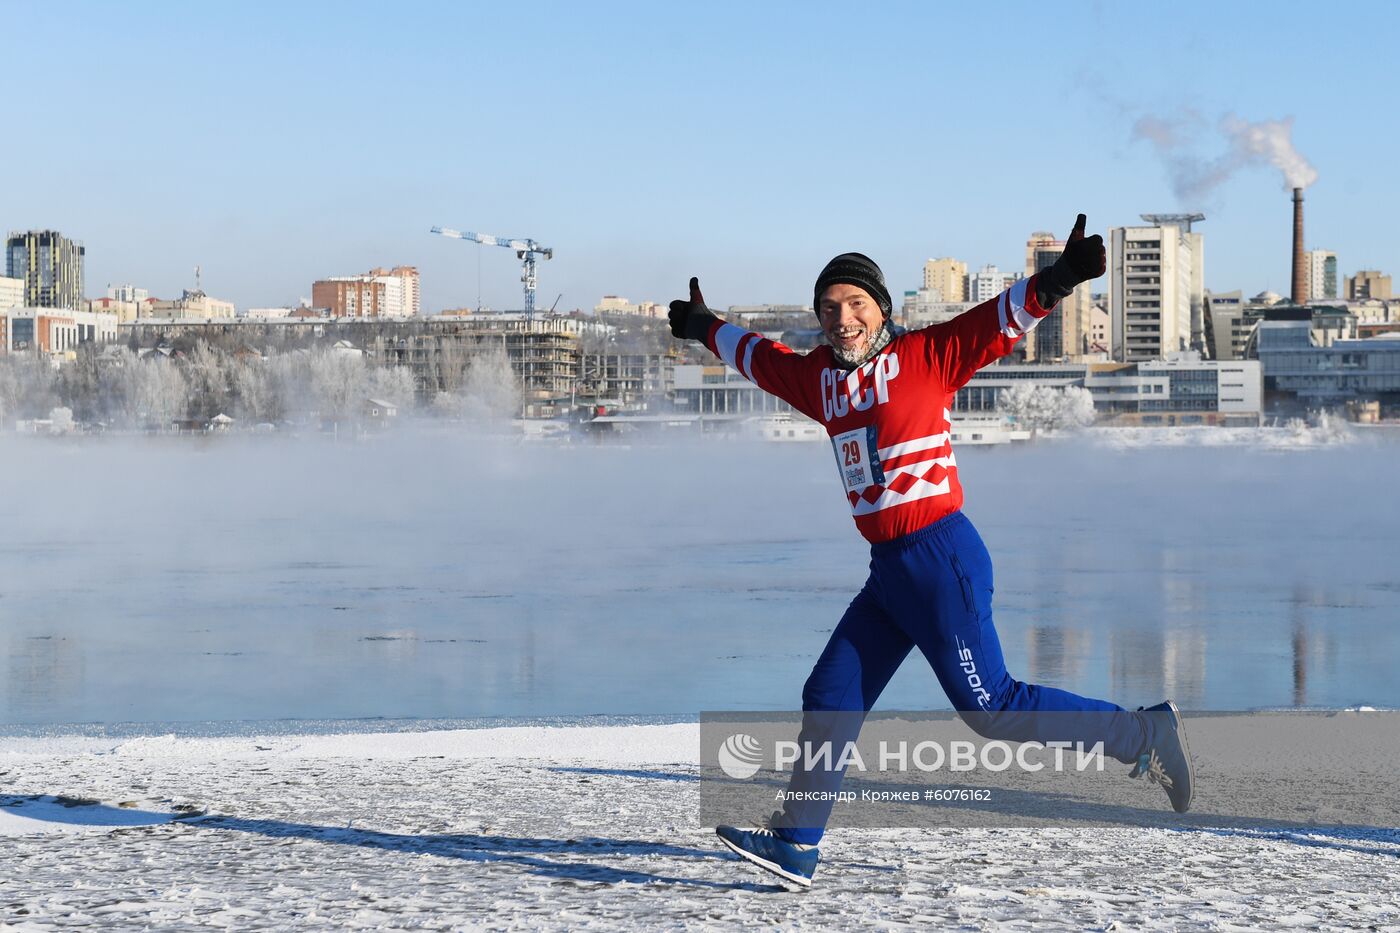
[{"x1": 813, "y1": 252, "x2": 892, "y2": 319}]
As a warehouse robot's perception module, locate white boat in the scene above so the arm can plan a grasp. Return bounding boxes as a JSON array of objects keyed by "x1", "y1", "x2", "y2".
[
  {"x1": 949, "y1": 415, "x2": 1031, "y2": 445},
  {"x1": 745, "y1": 413, "x2": 826, "y2": 442}
]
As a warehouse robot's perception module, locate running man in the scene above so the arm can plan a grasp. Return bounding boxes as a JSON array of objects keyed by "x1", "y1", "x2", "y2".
[{"x1": 668, "y1": 215, "x2": 1193, "y2": 888}]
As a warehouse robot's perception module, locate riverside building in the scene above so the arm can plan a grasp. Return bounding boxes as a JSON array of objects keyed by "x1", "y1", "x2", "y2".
[
  {"x1": 670, "y1": 356, "x2": 1262, "y2": 427},
  {"x1": 1254, "y1": 320, "x2": 1400, "y2": 414},
  {"x1": 1, "y1": 307, "x2": 119, "y2": 354}
]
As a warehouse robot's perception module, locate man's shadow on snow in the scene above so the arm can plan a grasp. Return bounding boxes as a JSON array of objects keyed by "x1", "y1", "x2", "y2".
[
  {"x1": 557, "y1": 766, "x2": 1400, "y2": 860},
  {"x1": 186, "y1": 814, "x2": 785, "y2": 892}
]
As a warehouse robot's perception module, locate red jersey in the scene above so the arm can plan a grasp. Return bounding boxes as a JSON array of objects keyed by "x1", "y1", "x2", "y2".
[{"x1": 700, "y1": 274, "x2": 1055, "y2": 544}]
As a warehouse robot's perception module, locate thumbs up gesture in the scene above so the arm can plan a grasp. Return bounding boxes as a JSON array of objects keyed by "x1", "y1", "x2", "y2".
[
  {"x1": 1057, "y1": 213, "x2": 1106, "y2": 287},
  {"x1": 668, "y1": 276, "x2": 719, "y2": 341},
  {"x1": 1035, "y1": 213, "x2": 1106, "y2": 309}
]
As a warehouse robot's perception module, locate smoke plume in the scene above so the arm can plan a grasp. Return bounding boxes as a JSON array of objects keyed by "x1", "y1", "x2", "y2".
[{"x1": 1132, "y1": 111, "x2": 1318, "y2": 202}]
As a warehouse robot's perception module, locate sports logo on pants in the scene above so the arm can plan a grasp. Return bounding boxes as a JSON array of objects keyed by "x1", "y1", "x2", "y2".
[{"x1": 955, "y1": 637, "x2": 993, "y2": 710}]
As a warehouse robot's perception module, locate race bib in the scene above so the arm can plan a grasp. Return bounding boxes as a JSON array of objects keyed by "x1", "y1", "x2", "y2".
[{"x1": 832, "y1": 426, "x2": 885, "y2": 493}]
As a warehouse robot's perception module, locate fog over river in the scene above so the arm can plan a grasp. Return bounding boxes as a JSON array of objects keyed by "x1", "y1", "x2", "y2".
[{"x1": 2, "y1": 429, "x2": 1396, "y2": 729}]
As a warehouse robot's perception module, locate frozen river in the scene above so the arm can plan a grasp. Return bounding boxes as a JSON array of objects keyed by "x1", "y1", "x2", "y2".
[{"x1": 2, "y1": 427, "x2": 1397, "y2": 729}]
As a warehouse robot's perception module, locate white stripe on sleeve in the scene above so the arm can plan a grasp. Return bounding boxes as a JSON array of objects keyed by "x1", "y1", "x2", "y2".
[
  {"x1": 714, "y1": 322, "x2": 747, "y2": 371},
  {"x1": 740, "y1": 335, "x2": 757, "y2": 382},
  {"x1": 1006, "y1": 278, "x2": 1042, "y2": 335}
]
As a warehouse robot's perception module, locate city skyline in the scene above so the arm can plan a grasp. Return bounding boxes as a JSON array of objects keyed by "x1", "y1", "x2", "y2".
[{"x1": 3, "y1": 1, "x2": 1394, "y2": 313}]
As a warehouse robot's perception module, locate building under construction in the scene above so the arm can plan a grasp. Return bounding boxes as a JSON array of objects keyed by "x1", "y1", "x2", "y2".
[
  {"x1": 576, "y1": 350, "x2": 673, "y2": 410},
  {"x1": 121, "y1": 314, "x2": 673, "y2": 418}
]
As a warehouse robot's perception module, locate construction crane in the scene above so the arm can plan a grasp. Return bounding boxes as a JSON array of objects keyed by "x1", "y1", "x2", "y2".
[{"x1": 431, "y1": 226, "x2": 554, "y2": 321}]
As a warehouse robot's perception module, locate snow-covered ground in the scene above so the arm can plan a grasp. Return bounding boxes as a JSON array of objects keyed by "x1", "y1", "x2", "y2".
[{"x1": 4, "y1": 723, "x2": 1398, "y2": 930}]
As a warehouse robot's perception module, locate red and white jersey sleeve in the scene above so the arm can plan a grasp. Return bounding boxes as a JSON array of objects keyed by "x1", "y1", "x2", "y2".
[
  {"x1": 700, "y1": 320, "x2": 826, "y2": 422},
  {"x1": 919, "y1": 276, "x2": 1053, "y2": 390},
  {"x1": 698, "y1": 274, "x2": 1055, "y2": 544}
]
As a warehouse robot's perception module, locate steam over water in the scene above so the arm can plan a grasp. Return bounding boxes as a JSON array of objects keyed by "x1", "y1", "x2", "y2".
[{"x1": 2, "y1": 430, "x2": 1397, "y2": 727}]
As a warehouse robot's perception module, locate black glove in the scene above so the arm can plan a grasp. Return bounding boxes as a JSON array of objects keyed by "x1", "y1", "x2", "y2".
[
  {"x1": 1036, "y1": 213, "x2": 1106, "y2": 308},
  {"x1": 668, "y1": 277, "x2": 720, "y2": 341}
]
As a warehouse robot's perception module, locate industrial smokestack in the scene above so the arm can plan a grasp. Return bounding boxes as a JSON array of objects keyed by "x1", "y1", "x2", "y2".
[{"x1": 1291, "y1": 187, "x2": 1307, "y2": 305}]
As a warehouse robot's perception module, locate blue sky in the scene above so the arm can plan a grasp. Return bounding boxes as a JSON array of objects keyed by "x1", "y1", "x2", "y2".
[{"x1": 2, "y1": 1, "x2": 1392, "y2": 312}]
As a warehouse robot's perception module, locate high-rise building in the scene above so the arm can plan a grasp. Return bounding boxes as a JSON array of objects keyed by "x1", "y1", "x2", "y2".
[
  {"x1": 313, "y1": 266, "x2": 419, "y2": 318},
  {"x1": 922, "y1": 258, "x2": 967, "y2": 303},
  {"x1": 967, "y1": 264, "x2": 1016, "y2": 303},
  {"x1": 1345, "y1": 269, "x2": 1392, "y2": 301},
  {"x1": 367, "y1": 266, "x2": 419, "y2": 316},
  {"x1": 1109, "y1": 223, "x2": 1203, "y2": 361},
  {"x1": 1305, "y1": 250, "x2": 1338, "y2": 301},
  {"x1": 6, "y1": 230, "x2": 85, "y2": 310},
  {"x1": 313, "y1": 277, "x2": 387, "y2": 318},
  {"x1": 1022, "y1": 231, "x2": 1093, "y2": 361}
]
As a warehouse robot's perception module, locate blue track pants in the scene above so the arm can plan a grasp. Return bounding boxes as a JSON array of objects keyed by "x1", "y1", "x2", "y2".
[{"x1": 775, "y1": 511, "x2": 1151, "y2": 845}]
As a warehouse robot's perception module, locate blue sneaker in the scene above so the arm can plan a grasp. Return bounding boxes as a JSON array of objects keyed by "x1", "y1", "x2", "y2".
[
  {"x1": 715, "y1": 816, "x2": 820, "y2": 888},
  {"x1": 1132, "y1": 700, "x2": 1195, "y2": 813}
]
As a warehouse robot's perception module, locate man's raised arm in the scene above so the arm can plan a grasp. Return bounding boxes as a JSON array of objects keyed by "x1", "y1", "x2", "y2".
[
  {"x1": 926, "y1": 213, "x2": 1106, "y2": 391},
  {"x1": 668, "y1": 277, "x2": 818, "y2": 420}
]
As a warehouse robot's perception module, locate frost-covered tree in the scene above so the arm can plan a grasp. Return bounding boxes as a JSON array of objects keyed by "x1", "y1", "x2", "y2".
[
  {"x1": 55, "y1": 345, "x2": 103, "y2": 423},
  {"x1": 307, "y1": 346, "x2": 369, "y2": 422},
  {"x1": 368, "y1": 365, "x2": 417, "y2": 411},
  {"x1": 996, "y1": 383, "x2": 1051, "y2": 430},
  {"x1": 425, "y1": 339, "x2": 472, "y2": 396},
  {"x1": 96, "y1": 347, "x2": 136, "y2": 423},
  {"x1": 1055, "y1": 386, "x2": 1097, "y2": 429},
  {"x1": 120, "y1": 354, "x2": 188, "y2": 429},
  {"x1": 267, "y1": 351, "x2": 313, "y2": 422},
  {"x1": 0, "y1": 356, "x2": 25, "y2": 427},
  {"x1": 0, "y1": 353, "x2": 58, "y2": 426},
  {"x1": 183, "y1": 342, "x2": 232, "y2": 420},
  {"x1": 457, "y1": 346, "x2": 520, "y2": 421},
  {"x1": 997, "y1": 383, "x2": 1096, "y2": 433},
  {"x1": 232, "y1": 356, "x2": 281, "y2": 424}
]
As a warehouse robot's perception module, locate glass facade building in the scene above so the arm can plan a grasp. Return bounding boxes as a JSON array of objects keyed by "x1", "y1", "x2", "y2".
[{"x1": 6, "y1": 230, "x2": 85, "y2": 311}]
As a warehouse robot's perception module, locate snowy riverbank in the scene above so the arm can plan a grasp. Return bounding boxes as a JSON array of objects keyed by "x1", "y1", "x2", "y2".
[
  {"x1": 3, "y1": 723, "x2": 1398, "y2": 930},
  {"x1": 1076, "y1": 413, "x2": 1395, "y2": 449}
]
